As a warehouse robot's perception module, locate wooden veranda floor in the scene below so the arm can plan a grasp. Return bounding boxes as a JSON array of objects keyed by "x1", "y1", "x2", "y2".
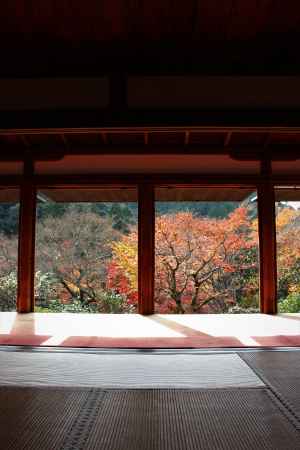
[{"x1": 0, "y1": 312, "x2": 299, "y2": 348}]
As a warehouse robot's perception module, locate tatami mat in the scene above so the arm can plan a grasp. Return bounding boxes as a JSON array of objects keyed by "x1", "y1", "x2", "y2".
[
  {"x1": 82, "y1": 389, "x2": 300, "y2": 450},
  {"x1": 240, "y1": 351, "x2": 300, "y2": 423},
  {"x1": 0, "y1": 386, "x2": 104, "y2": 450},
  {"x1": 1, "y1": 387, "x2": 299, "y2": 450},
  {"x1": 0, "y1": 351, "x2": 264, "y2": 389}
]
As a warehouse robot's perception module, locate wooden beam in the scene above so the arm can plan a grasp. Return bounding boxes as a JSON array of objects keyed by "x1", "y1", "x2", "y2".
[
  {"x1": 0, "y1": 176, "x2": 22, "y2": 186},
  {"x1": 4, "y1": 126, "x2": 300, "y2": 136},
  {"x1": 257, "y1": 162, "x2": 277, "y2": 314},
  {"x1": 17, "y1": 157, "x2": 36, "y2": 313},
  {"x1": 33, "y1": 173, "x2": 260, "y2": 188},
  {"x1": 138, "y1": 183, "x2": 155, "y2": 315},
  {"x1": 4, "y1": 109, "x2": 300, "y2": 130},
  {"x1": 0, "y1": 150, "x2": 65, "y2": 161},
  {"x1": 0, "y1": 145, "x2": 300, "y2": 160}
]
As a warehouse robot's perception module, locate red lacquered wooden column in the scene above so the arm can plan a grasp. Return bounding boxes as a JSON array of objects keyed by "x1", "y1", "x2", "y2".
[
  {"x1": 138, "y1": 183, "x2": 155, "y2": 315},
  {"x1": 17, "y1": 158, "x2": 36, "y2": 313},
  {"x1": 257, "y1": 162, "x2": 277, "y2": 314}
]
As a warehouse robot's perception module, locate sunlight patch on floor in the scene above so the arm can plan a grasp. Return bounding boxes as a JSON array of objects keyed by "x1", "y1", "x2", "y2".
[
  {"x1": 0, "y1": 312, "x2": 299, "y2": 346},
  {"x1": 156, "y1": 313, "x2": 300, "y2": 345},
  {"x1": 0, "y1": 312, "x2": 17, "y2": 334},
  {"x1": 4, "y1": 313, "x2": 184, "y2": 339}
]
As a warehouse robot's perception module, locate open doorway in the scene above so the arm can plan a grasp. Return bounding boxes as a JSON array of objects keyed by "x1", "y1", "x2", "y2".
[
  {"x1": 275, "y1": 186, "x2": 300, "y2": 314},
  {"x1": 34, "y1": 187, "x2": 138, "y2": 313},
  {"x1": 0, "y1": 188, "x2": 19, "y2": 312},
  {"x1": 154, "y1": 187, "x2": 259, "y2": 314}
]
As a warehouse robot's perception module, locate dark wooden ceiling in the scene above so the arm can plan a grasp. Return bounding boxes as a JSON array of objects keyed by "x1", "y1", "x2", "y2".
[{"x1": 2, "y1": 1, "x2": 300, "y2": 77}]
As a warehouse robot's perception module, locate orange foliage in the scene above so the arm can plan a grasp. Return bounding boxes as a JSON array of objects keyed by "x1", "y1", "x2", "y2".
[{"x1": 109, "y1": 207, "x2": 258, "y2": 313}]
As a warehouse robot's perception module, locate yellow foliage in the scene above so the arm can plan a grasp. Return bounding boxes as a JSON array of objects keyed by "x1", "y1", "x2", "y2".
[
  {"x1": 276, "y1": 208, "x2": 298, "y2": 230},
  {"x1": 112, "y1": 237, "x2": 138, "y2": 290}
]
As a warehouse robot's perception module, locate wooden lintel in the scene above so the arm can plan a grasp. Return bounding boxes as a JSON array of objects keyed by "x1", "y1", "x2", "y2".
[
  {"x1": 33, "y1": 173, "x2": 261, "y2": 188},
  {"x1": 0, "y1": 145, "x2": 299, "y2": 160}
]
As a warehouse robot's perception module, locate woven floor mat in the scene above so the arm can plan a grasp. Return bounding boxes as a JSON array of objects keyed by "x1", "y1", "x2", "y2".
[
  {"x1": 0, "y1": 386, "x2": 105, "y2": 450},
  {"x1": 0, "y1": 351, "x2": 264, "y2": 388},
  {"x1": 239, "y1": 351, "x2": 300, "y2": 423},
  {"x1": 0, "y1": 387, "x2": 299, "y2": 450}
]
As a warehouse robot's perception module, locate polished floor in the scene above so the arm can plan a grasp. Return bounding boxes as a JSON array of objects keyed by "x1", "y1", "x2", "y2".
[{"x1": 0, "y1": 312, "x2": 300, "y2": 348}]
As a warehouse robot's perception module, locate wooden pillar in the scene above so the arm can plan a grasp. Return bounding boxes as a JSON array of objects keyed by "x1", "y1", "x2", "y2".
[
  {"x1": 17, "y1": 158, "x2": 36, "y2": 313},
  {"x1": 257, "y1": 160, "x2": 277, "y2": 314},
  {"x1": 138, "y1": 183, "x2": 155, "y2": 315}
]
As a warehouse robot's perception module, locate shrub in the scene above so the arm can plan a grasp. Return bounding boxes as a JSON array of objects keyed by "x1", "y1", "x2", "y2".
[
  {"x1": 0, "y1": 271, "x2": 17, "y2": 311},
  {"x1": 97, "y1": 290, "x2": 135, "y2": 313},
  {"x1": 278, "y1": 293, "x2": 300, "y2": 313},
  {"x1": 34, "y1": 271, "x2": 59, "y2": 307},
  {"x1": 228, "y1": 305, "x2": 260, "y2": 314}
]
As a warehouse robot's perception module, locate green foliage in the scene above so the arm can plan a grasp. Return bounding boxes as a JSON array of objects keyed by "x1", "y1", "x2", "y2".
[
  {"x1": 35, "y1": 299, "x2": 98, "y2": 313},
  {"x1": 156, "y1": 201, "x2": 237, "y2": 219},
  {"x1": 35, "y1": 291, "x2": 132, "y2": 314},
  {"x1": 108, "y1": 204, "x2": 136, "y2": 234},
  {"x1": 0, "y1": 271, "x2": 17, "y2": 311},
  {"x1": 36, "y1": 202, "x2": 69, "y2": 220},
  {"x1": 278, "y1": 293, "x2": 300, "y2": 313},
  {"x1": 0, "y1": 204, "x2": 19, "y2": 235},
  {"x1": 36, "y1": 201, "x2": 138, "y2": 234},
  {"x1": 97, "y1": 290, "x2": 134, "y2": 313},
  {"x1": 277, "y1": 260, "x2": 300, "y2": 300}
]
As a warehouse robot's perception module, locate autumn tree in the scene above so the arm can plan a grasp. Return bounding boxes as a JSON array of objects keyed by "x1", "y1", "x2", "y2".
[
  {"x1": 109, "y1": 207, "x2": 259, "y2": 313},
  {"x1": 276, "y1": 206, "x2": 300, "y2": 301},
  {"x1": 107, "y1": 229, "x2": 138, "y2": 307},
  {"x1": 35, "y1": 209, "x2": 123, "y2": 311}
]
